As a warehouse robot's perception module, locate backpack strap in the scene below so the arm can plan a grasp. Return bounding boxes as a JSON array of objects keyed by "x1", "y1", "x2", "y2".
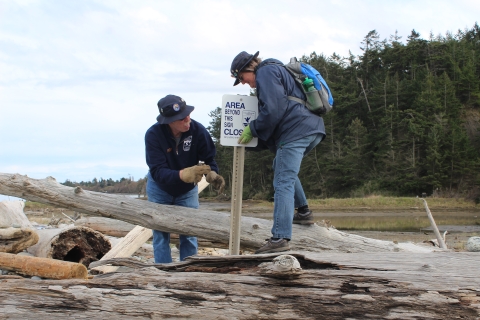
[
  {"x1": 287, "y1": 96, "x2": 307, "y2": 106},
  {"x1": 254, "y1": 60, "x2": 283, "y2": 73},
  {"x1": 256, "y1": 59, "x2": 309, "y2": 107}
]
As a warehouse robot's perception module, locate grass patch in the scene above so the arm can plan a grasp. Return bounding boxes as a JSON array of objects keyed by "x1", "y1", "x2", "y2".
[
  {"x1": 309, "y1": 196, "x2": 477, "y2": 209},
  {"x1": 327, "y1": 212, "x2": 480, "y2": 232},
  {"x1": 24, "y1": 201, "x2": 55, "y2": 210}
]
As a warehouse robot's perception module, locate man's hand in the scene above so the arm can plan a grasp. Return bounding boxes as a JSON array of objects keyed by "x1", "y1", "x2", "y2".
[
  {"x1": 206, "y1": 171, "x2": 225, "y2": 194},
  {"x1": 237, "y1": 125, "x2": 253, "y2": 144},
  {"x1": 180, "y1": 164, "x2": 211, "y2": 184}
]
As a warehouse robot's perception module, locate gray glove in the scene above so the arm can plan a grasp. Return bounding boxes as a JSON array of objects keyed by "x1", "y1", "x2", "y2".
[
  {"x1": 206, "y1": 171, "x2": 225, "y2": 194},
  {"x1": 180, "y1": 164, "x2": 211, "y2": 184}
]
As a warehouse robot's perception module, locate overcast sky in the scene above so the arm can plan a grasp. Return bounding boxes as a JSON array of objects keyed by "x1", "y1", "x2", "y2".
[{"x1": 0, "y1": 0, "x2": 478, "y2": 200}]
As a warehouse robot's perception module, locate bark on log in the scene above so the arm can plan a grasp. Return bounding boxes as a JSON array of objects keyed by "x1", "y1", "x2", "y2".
[
  {"x1": 0, "y1": 173, "x2": 437, "y2": 253},
  {"x1": 26, "y1": 226, "x2": 111, "y2": 267},
  {"x1": 0, "y1": 252, "x2": 478, "y2": 319},
  {"x1": 0, "y1": 200, "x2": 39, "y2": 253},
  {"x1": 0, "y1": 252, "x2": 87, "y2": 280}
]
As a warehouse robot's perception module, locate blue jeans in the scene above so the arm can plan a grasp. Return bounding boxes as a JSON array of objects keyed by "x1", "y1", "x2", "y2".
[
  {"x1": 272, "y1": 133, "x2": 323, "y2": 239},
  {"x1": 146, "y1": 172, "x2": 199, "y2": 263},
  {"x1": 294, "y1": 177, "x2": 308, "y2": 209}
]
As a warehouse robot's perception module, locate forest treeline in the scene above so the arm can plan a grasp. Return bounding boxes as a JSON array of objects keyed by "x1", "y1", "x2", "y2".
[
  {"x1": 63, "y1": 177, "x2": 147, "y2": 195},
  {"x1": 207, "y1": 24, "x2": 480, "y2": 200}
]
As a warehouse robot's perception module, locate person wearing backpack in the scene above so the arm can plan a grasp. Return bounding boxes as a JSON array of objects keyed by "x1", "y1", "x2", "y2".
[
  {"x1": 230, "y1": 51, "x2": 325, "y2": 254},
  {"x1": 145, "y1": 94, "x2": 225, "y2": 263}
]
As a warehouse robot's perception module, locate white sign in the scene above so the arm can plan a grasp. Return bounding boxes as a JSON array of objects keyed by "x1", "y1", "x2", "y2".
[{"x1": 220, "y1": 94, "x2": 258, "y2": 147}]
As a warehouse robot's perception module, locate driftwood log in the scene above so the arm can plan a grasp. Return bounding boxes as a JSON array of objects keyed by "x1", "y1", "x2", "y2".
[
  {"x1": 0, "y1": 200, "x2": 39, "y2": 253},
  {"x1": 0, "y1": 200, "x2": 32, "y2": 228},
  {"x1": 107, "y1": 236, "x2": 153, "y2": 258},
  {"x1": 26, "y1": 226, "x2": 111, "y2": 266},
  {"x1": 1, "y1": 252, "x2": 479, "y2": 319},
  {"x1": 74, "y1": 216, "x2": 228, "y2": 248},
  {"x1": 0, "y1": 173, "x2": 437, "y2": 253},
  {"x1": 0, "y1": 252, "x2": 88, "y2": 280},
  {"x1": 74, "y1": 216, "x2": 137, "y2": 237}
]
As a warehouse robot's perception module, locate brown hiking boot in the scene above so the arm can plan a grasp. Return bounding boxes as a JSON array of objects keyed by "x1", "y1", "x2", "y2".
[
  {"x1": 293, "y1": 209, "x2": 314, "y2": 225},
  {"x1": 254, "y1": 238, "x2": 290, "y2": 254}
]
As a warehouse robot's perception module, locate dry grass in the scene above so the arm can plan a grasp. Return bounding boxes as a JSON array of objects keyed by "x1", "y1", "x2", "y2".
[{"x1": 308, "y1": 196, "x2": 476, "y2": 209}]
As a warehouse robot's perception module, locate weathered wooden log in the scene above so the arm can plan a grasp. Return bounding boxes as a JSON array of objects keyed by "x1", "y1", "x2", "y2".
[
  {"x1": 75, "y1": 216, "x2": 228, "y2": 248},
  {"x1": 0, "y1": 200, "x2": 39, "y2": 253},
  {"x1": 27, "y1": 226, "x2": 111, "y2": 267},
  {"x1": 107, "y1": 236, "x2": 153, "y2": 258},
  {"x1": 0, "y1": 200, "x2": 32, "y2": 228},
  {"x1": 0, "y1": 227, "x2": 39, "y2": 253},
  {"x1": 0, "y1": 252, "x2": 87, "y2": 279},
  {"x1": 74, "y1": 216, "x2": 136, "y2": 237},
  {"x1": 0, "y1": 173, "x2": 437, "y2": 253},
  {"x1": 1, "y1": 252, "x2": 479, "y2": 319}
]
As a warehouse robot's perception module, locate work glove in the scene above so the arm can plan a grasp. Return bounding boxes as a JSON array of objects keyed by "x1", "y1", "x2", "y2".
[
  {"x1": 237, "y1": 125, "x2": 253, "y2": 144},
  {"x1": 180, "y1": 164, "x2": 211, "y2": 184},
  {"x1": 206, "y1": 171, "x2": 225, "y2": 194}
]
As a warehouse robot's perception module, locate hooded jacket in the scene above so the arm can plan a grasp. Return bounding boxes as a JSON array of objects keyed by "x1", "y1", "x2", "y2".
[
  {"x1": 248, "y1": 58, "x2": 325, "y2": 147},
  {"x1": 145, "y1": 119, "x2": 218, "y2": 197}
]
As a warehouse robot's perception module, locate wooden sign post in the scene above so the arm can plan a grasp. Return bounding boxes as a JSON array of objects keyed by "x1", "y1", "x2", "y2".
[
  {"x1": 229, "y1": 146, "x2": 245, "y2": 255},
  {"x1": 220, "y1": 94, "x2": 258, "y2": 255}
]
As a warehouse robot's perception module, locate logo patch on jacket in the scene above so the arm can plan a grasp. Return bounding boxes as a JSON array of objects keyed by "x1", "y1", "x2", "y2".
[
  {"x1": 183, "y1": 136, "x2": 192, "y2": 151},
  {"x1": 167, "y1": 148, "x2": 172, "y2": 153}
]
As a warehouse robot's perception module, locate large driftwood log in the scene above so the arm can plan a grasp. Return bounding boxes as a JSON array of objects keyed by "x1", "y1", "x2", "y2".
[
  {"x1": 27, "y1": 226, "x2": 111, "y2": 266},
  {"x1": 0, "y1": 173, "x2": 437, "y2": 253},
  {"x1": 0, "y1": 200, "x2": 39, "y2": 253},
  {"x1": 1, "y1": 252, "x2": 479, "y2": 319}
]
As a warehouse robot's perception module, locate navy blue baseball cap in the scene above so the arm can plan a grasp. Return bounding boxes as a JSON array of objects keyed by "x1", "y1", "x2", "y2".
[
  {"x1": 156, "y1": 95, "x2": 194, "y2": 124},
  {"x1": 230, "y1": 51, "x2": 259, "y2": 86}
]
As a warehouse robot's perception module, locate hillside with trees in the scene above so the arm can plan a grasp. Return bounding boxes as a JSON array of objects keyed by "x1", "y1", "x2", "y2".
[
  {"x1": 208, "y1": 24, "x2": 480, "y2": 201},
  {"x1": 62, "y1": 176, "x2": 147, "y2": 196}
]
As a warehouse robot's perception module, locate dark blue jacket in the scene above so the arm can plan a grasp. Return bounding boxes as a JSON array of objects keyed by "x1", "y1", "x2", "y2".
[
  {"x1": 249, "y1": 58, "x2": 325, "y2": 147},
  {"x1": 145, "y1": 119, "x2": 218, "y2": 197}
]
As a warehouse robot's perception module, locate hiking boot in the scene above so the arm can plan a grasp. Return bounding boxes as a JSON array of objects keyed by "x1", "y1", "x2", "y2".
[
  {"x1": 293, "y1": 209, "x2": 314, "y2": 225},
  {"x1": 254, "y1": 238, "x2": 290, "y2": 254}
]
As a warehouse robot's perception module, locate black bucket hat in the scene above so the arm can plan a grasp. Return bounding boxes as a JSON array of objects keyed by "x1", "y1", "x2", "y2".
[
  {"x1": 156, "y1": 95, "x2": 194, "y2": 124},
  {"x1": 230, "y1": 51, "x2": 259, "y2": 86}
]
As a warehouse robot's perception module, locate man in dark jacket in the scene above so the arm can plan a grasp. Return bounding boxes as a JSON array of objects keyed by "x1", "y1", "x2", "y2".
[
  {"x1": 230, "y1": 51, "x2": 325, "y2": 254},
  {"x1": 145, "y1": 94, "x2": 225, "y2": 263}
]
